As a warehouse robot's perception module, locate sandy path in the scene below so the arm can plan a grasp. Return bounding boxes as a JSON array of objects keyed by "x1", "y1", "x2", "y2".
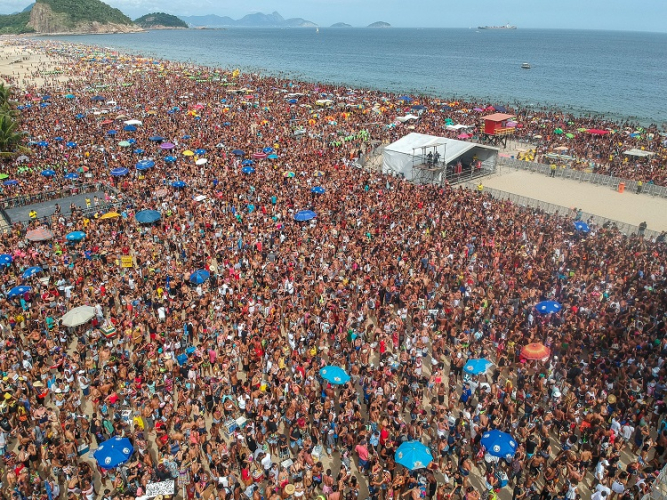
[{"x1": 482, "y1": 167, "x2": 667, "y2": 232}]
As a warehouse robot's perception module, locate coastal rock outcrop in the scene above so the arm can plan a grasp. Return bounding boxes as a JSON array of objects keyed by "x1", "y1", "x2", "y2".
[{"x1": 27, "y1": 1, "x2": 142, "y2": 34}]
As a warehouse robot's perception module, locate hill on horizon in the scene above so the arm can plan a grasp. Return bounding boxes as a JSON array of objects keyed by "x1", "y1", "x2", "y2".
[
  {"x1": 135, "y1": 12, "x2": 187, "y2": 28},
  {"x1": 179, "y1": 11, "x2": 317, "y2": 28},
  {"x1": 368, "y1": 21, "x2": 391, "y2": 28},
  {"x1": 331, "y1": 22, "x2": 352, "y2": 28}
]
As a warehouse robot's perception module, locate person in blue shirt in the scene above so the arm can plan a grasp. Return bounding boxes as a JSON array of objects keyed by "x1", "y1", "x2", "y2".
[{"x1": 460, "y1": 383, "x2": 472, "y2": 407}]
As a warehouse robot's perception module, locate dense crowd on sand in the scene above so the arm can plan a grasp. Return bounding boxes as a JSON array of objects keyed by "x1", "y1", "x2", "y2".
[{"x1": 1, "y1": 39, "x2": 667, "y2": 500}]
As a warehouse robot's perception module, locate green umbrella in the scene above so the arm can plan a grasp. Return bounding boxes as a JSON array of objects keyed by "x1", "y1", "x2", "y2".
[
  {"x1": 577, "y1": 128, "x2": 587, "y2": 132},
  {"x1": 118, "y1": 141, "x2": 131, "y2": 147},
  {"x1": 565, "y1": 133, "x2": 574, "y2": 139},
  {"x1": 554, "y1": 128, "x2": 563, "y2": 134},
  {"x1": 0, "y1": 173, "x2": 9, "y2": 180}
]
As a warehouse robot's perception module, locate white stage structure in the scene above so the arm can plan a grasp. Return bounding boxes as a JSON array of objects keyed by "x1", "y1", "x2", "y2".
[{"x1": 382, "y1": 133, "x2": 499, "y2": 184}]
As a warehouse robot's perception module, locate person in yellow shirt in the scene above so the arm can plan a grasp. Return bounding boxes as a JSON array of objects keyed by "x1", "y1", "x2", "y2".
[{"x1": 29, "y1": 210, "x2": 37, "y2": 220}]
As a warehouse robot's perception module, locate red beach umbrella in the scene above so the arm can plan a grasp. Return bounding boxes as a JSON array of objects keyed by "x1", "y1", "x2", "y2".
[{"x1": 520, "y1": 343, "x2": 551, "y2": 360}]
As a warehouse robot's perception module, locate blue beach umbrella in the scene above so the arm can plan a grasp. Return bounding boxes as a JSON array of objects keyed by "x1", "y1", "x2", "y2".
[
  {"x1": 241, "y1": 166, "x2": 255, "y2": 174},
  {"x1": 262, "y1": 147, "x2": 274, "y2": 153},
  {"x1": 573, "y1": 221, "x2": 590, "y2": 233},
  {"x1": 64, "y1": 173, "x2": 79, "y2": 180},
  {"x1": 91, "y1": 95, "x2": 105, "y2": 102},
  {"x1": 94, "y1": 437, "x2": 134, "y2": 469},
  {"x1": 182, "y1": 135, "x2": 191, "y2": 140},
  {"x1": 3, "y1": 180, "x2": 18, "y2": 186},
  {"x1": 54, "y1": 137, "x2": 64, "y2": 142},
  {"x1": 136, "y1": 160, "x2": 155, "y2": 171},
  {"x1": 164, "y1": 155, "x2": 177, "y2": 163},
  {"x1": 267, "y1": 154, "x2": 278, "y2": 159},
  {"x1": 242, "y1": 159, "x2": 254, "y2": 166},
  {"x1": 133, "y1": 148, "x2": 145, "y2": 154},
  {"x1": 110, "y1": 167, "x2": 129, "y2": 177},
  {"x1": 294, "y1": 210, "x2": 317, "y2": 222},
  {"x1": 535, "y1": 300, "x2": 562, "y2": 314},
  {"x1": 22, "y1": 266, "x2": 43, "y2": 279},
  {"x1": 66, "y1": 142, "x2": 77, "y2": 148},
  {"x1": 189, "y1": 269, "x2": 210, "y2": 284},
  {"x1": 75, "y1": 113, "x2": 85, "y2": 119},
  {"x1": 311, "y1": 186, "x2": 325, "y2": 194},
  {"x1": 123, "y1": 125, "x2": 137, "y2": 132},
  {"x1": 463, "y1": 358, "x2": 493, "y2": 376},
  {"x1": 106, "y1": 130, "x2": 117, "y2": 136},
  {"x1": 319, "y1": 366, "x2": 350, "y2": 385},
  {"x1": 149, "y1": 136, "x2": 164, "y2": 142},
  {"x1": 232, "y1": 149, "x2": 245, "y2": 156},
  {"x1": 194, "y1": 148, "x2": 207, "y2": 155},
  {"x1": 66, "y1": 231, "x2": 86, "y2": 242},
  {"x1": 481, "y1": 430, "x2": 518, "y2": 460},
  {"x1": 41, "y1": 169, "x2": 56, "y2": 177},
  {"x1": 171, "y1": 180, "x2": 187, "y2": 188},
  {"x1": 7, "y1": 285, "x2": 31, "y2": 299},
  {"x1": 395, "y1": 441, "x2": 433, "y2": 470},
  {"x1": 36, "y1": 141, "x2": 48, "y2": 147},
  {"x1": 0, "y1": 254, "x2": 13, "y2": 265},
  {"x1": 398, "y1": 96, "x2": 413, "y2": 102},
  {"x1": 135, "y1": 210, "x2": 161, "y2": 224},
  {"x1": 65, "y1": 94, "x2": 75, "y2": 99}
]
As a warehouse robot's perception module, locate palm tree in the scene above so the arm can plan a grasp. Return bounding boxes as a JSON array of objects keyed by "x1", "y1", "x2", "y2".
[
  {"x1": 0, "y1": 84, "x2": 11, "y2": 108},
  {"x1": 0, "y1": 113, "x2": 23, "y2": 153}
]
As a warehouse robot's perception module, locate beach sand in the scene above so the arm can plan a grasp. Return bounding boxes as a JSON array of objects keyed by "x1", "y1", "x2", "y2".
[
  {"x1": 482, "y1": 167, "x2": 667, "y2": 232},
  {"x1": 0, "y1": 38, "x2": 75, "y2": 89}
]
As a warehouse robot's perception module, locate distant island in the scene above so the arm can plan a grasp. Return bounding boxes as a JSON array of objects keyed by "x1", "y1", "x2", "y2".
[
  {"x1": 179, "y1": 11, "x2": 317, "y2": 28},
  {"x1": 135, "y1": 12, "x2": 188, "y2": 29},
  {"x1": 330, "y1": 22, "x2": 352, "y2": 28},
  {"x1": 368, "y1": 21, "x2": 391, "y2": 28},
  {"x1": 0, "y1": 0, "x2": 141, "y2": 34}
]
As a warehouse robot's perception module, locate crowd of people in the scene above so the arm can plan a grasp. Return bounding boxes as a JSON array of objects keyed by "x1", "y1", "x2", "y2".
[{"x1": 0, "y1": 39, "x2": 667, "y2": 500}]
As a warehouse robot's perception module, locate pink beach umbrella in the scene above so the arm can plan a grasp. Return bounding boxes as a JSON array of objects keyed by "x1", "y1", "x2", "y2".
[
  {"x1": 457, "y1": 133, "x2": 471, "y2": 139},
  {"x1": 252, "y1": 152, "x2": 267, "y2": 160},
  {"x1": 160, "y1": 142, "x2": 175, "y2": 150}
]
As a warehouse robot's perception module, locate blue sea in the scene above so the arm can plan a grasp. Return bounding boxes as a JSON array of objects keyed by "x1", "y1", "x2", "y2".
[{"x1": 48, "y1": 28, "x2": 667, "y2": 125}]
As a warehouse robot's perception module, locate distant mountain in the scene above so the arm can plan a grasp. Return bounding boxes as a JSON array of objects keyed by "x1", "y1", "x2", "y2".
[
  {"x1": 330, "y1": 22, "x2": 352, "y2": 28},
  {"x1": 368, "y1": 21, "x2": 391, "y2": 28},
  {"x1": 179, "y1": 11, "x2": 317, "y2": 28},
  {"x1": 23, "y1": 3, "x2": 35, "y2": 12},
  {"x1": 135, "y1": 12, "x2": 187, "y2": 29}
]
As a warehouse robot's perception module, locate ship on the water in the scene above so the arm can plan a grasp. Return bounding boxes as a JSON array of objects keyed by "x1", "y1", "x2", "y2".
[{"x1": 478, "y1": 23, "x2": 517, "y2": 30}]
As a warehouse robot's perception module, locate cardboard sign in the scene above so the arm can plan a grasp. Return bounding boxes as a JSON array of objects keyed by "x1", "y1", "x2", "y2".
[{"x1": 121, "y1": 256, "x2": 133, "y2": 268}]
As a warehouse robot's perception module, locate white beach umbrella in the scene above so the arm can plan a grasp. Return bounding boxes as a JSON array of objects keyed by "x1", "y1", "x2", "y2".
[
  {"x1": 195, "y1": 158, "x2": 208, "y2": 166},
  {"x1": 123, "y1": 119, "x2": 143, "y2": 126},
  {"x1": 61, "y1": 305, "x2": 96, "y2": 327}
]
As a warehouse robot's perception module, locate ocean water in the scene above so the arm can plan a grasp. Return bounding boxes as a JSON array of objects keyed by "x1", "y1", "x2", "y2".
[{"x1": 48, "y1": 28, "x2": 667, "y2": 125}]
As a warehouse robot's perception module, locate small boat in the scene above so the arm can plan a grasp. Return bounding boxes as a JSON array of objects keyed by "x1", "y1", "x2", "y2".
[{"x1": 521, "y1": 62, "x2": 531, "y2": 69}]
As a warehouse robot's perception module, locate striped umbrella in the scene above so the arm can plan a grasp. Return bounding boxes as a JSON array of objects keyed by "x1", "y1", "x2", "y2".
[{"x1": 520, "y1": 343, "x2": 551, "y2": 360}]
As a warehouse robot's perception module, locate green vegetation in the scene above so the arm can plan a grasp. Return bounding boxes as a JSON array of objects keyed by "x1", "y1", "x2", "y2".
[
  {"x1": 134, "y1": 12, "x2": 188, "y2": 28},
  {"x1": 0, "y1": 85, "x2": 24, "y2": 154},
  {"x1": 39, "y1": 0, "x2": 133, "y2": 26},
  {"x1": 0, "y1": 11, "x2": 35, "y2": 34}
]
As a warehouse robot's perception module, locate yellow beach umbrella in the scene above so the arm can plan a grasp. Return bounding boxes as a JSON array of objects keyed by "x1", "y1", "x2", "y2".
[
  {"x1": 183, "y1": 150, "x2": 195, "y2": 157},
  {"x1": 100, "y1": 211, "x2": 120, "y2": 220}
]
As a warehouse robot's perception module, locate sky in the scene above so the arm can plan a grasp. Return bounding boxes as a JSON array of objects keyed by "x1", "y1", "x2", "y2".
[{"x1": 2, "y1": 0, "x2": 666, "y2": 32}]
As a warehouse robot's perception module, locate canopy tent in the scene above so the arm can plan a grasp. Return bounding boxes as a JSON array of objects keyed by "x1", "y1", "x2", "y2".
[
  {"x1": 382, "y1": 133, "x2": 498, "y2": 183},
  {"x1": 624, "y1": 148, "x2": 655, "y2": 158}
]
